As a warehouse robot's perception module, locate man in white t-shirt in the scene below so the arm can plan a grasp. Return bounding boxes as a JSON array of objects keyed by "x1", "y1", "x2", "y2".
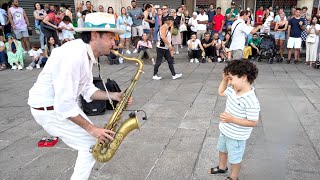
[
  {"x1": 230, "y1": 10, "x2": 261, "y2": 60},
  {"x1": 196, "y1": 6, "x2": 208, "y2": 40},
  {"x1": 187, "y1": 33, "x2": 204, "y2": 63}
]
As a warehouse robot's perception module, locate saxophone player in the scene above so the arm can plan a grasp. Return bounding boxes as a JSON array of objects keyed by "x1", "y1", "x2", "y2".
[{"x1": 28, "y1": 13, "x2": 132, "y2": 180}]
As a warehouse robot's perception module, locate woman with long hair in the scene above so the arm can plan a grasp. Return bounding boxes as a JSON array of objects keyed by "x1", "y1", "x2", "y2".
[
  {"x1": 306, "y1": 16, "x2": 320, "y2": 66},
  {"x1": 171, "y1": 9, "x2": 182, "y2": 55},
  {"x1": 33, "y1": 2, "x2": 46, "y2": 49},
  {"x1": 221, "y1": 32, "x2": 232, "y2": 62},
  {"x1": 117, "y1": 7, "x2": 133, "y2": 54},
  {"x1": 274, "y1": 13, "x2": 288, "y2": 62}
]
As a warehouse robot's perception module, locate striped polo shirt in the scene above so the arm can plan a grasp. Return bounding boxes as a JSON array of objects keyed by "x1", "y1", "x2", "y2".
[{"x1": 219, "y1": 86, "x2": 260, "y2": 141}]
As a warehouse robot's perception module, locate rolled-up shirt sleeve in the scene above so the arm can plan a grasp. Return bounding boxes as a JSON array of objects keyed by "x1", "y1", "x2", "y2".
[
  {"x1": 81, "y1": 80, "x2": 99, "y2": 103},
  {"x1": 51, "y1": 49, "x2": 82, "y2": 119}
]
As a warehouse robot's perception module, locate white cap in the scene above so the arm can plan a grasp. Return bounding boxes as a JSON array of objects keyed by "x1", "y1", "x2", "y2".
[{"x1": 192, "y1": 12, "x2": 197, "y2": 16}]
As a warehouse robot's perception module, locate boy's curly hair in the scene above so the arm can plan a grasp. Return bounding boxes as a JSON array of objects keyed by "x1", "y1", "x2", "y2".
[{"x1": 223, "y1": 60, "x2": 259, "y2": 84}]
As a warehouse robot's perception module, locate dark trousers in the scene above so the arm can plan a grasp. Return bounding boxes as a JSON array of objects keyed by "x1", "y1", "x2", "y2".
[
  {"x1": 249, "y1": 45, "x2": 258, "y2": 58},
  {"x1": 182, "y1": 29, "x2": 191, "y2": 45},
  {"x1": 154, "y1": 47, "x2": 176, "y2": 76},
  {"x1": 40, "y1": 23, "x2": 61, "y2": 46},
  {"x1": 189, "y1": 49, "x2": 201, "y2": 59},
  {"x1": 204, "y1": 47, "x2": 215, "y2": 57}
]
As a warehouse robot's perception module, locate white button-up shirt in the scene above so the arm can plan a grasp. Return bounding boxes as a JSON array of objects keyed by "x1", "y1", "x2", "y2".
[
  {"x1": 28, "y1": 39, "x2": 99, "y2": 120},
  {"x1": 230, "y1": 18, "x2": 253, "y2": 51}
]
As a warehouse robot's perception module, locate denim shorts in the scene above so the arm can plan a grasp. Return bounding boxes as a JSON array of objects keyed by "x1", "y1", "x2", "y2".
[
  {"x1": 275, "y1": 31, "x2": 285, "y2": 40},
  {"x1": 217, "y1": 133, "x2": 246, "y2": 164}
]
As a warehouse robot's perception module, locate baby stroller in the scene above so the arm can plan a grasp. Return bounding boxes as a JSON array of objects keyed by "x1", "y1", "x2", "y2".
[{"x1": 256, "y1": 33, "x2": 280, "y2": 64}]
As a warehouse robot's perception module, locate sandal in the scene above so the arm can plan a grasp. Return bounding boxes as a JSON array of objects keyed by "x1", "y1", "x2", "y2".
[
  {"x1": 226, "y1": 176, "x2": 239, "y2": 180},
  {"x1": 209, "y1": 166, "x2": 228, "y2": 174}
]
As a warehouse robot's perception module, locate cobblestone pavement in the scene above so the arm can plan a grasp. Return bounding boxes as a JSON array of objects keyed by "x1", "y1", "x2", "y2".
[{"x1": 0, "y1": 47, "x2": 319, "y2": 180}]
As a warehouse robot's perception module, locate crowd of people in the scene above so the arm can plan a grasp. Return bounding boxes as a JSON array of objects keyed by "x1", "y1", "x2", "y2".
[
  {"x1": 0, "y1": 1, "x2": 316, "y2": 180},
  {"x1": 0, "y1": 0, "x2": 319, "y2": 72}
]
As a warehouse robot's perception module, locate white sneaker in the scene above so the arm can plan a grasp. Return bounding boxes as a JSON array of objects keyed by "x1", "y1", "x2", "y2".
[
  {"x1": 133, "y1": 49, "x2": 138, "y2": 53},
  {"x1": 217, "y1": 57, "x2": 222, "y2": 62},
  {"x1": 190, "y1": 58, "x2": 194, "y2": 63},
  {"x1": 152, "y1": 75, "x2": 162, "y2": 80},
  {"x1": 36, "y1": 64, "x2": 40, "y2": 68},
  {"x1": 195, "y1": 58, "x2": 199, "y2": 63},
  {"x1": 11, "y1": 65, "x2": 17, "y2": 70},
  {"x1": 125, "y1": 50, "x2": 131, "y2": 54},
  {"x1": 18, "y1": 65, "x2": 23, "y2": 70},
  {"x1": 26, "y1": 66, "x2": 33, "y2": 70},
  {"x1": 180, "y1": 45, "x2": 183, "y2": 49},
  {"x1": 176, "y1": 51, "x2": 179, "y2": 55},
  {"x1": 172, "y1": 73, "x2": 182, "y2": 80},
  {"x1": 119, "y1": 57, "x2": 124, "y2": 64}
]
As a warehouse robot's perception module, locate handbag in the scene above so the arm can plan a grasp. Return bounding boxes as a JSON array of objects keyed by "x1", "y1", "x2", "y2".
[
  {"x1": 172, "y1": 27, "x2": 179, "y2": 35},
  {"x1": 225, "y1": 22, "x2": 241, "y2": 48},
  {"x1": 41, "y1": 22, "x2": 56, "y2": 31},
  {"x1": 142, "y1": 19, "x2": 150, "y2": 30},
  {"x1": 306, "y1": 34, "x2": 316, "y2": 43},
  {"x1": 179, "y1": 24, "x2": 187, "y2": 32},
  {"x1": 126, "y1": 25, "x2": 131, "y2": 32}
]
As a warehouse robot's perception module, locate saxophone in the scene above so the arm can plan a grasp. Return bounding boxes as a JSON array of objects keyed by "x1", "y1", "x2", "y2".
[{"x1": 92, "y1": 50, "x2": 144, "y2": 163}]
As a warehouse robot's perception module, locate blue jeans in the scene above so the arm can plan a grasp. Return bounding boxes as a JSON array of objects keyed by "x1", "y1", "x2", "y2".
[{"x1": 0, "y1": 51, "x2": 7, "y2": 64}]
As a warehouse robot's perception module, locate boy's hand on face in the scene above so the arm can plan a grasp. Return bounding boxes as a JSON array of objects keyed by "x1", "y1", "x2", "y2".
[{"x1": 219, "y1": 112, "x2": 234, "y2": 123}]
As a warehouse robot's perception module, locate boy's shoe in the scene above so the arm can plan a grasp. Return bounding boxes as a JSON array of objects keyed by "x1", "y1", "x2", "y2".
[
  {"x1": 209, "y1": 166, "x2": 228, "y2": 174},
  {"x1": 132, "y1": 49, "x2": 138, "y2": 53},
  {"x1": 152, "y1": 75, "x2": 162, "y2": 80},
  {"x1": 36, "y1": 64, "x2": 40, "y2": 68},
  {"x1": 26, "y1": 66, "x2": 33, "y2": 70},
  {"x1": 190, "y1": 58, "x2": 194, "y2": 63},
  {"x1": 172, "y1": 73, "x2": 182, "y2": 80},
  {"x1": 125, "y1": 50, "x2": 131, "y2": 54},
  {"x1": 195, "y1": 58, "x2": 199, "y2": 63},
  {"x1": 11, "y1": 65, "x2": 17, "y2": 70},
  {"x1": 18, "y1": 65, "x2": 23, "y2": 70},
  {"x1": 217, "y1": 57, "x2": 222, "y2": 62}
]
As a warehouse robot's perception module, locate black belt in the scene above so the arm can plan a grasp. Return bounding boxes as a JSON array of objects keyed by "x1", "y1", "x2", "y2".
[{"x1": 32, "y1": 106, "x2": 54, "y2": 111}]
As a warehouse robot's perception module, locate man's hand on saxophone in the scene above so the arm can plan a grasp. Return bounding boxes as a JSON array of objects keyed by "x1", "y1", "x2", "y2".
[{"x1": 91, "y1": 90, "x2": 133, "y2": 105}]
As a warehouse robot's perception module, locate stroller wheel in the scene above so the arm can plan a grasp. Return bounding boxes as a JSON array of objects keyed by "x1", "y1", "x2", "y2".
[
  {"x1": 257, "y1": 56, "x2": 261, "y2": 62},
  {"x1": 268, "y1": 58, "x2": 273, "y2": 64}
]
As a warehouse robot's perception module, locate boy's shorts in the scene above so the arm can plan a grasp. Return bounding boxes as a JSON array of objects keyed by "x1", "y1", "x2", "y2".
[{"x1": 217, "y1": 133, "x2": 246, "y2": 164}]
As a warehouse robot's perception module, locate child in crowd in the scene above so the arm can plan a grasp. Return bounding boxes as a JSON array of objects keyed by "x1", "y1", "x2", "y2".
[
  {"x1": 5, "y1": 33, "x2": 24, "y2": 70},
  {"x1": 187, "y1": 33, "x2": 204, "y2": 63},
  {"x1": 26, "y1": 44, "x2": 45, "y2": 70},
  {"x1": 58, "y1": 16, "x2": 75, "y2": 43},
  {"x1": 0, "y1": 41, "x2": 7, "y2": 71},
  {"x1": 209, "y1": 60, "x2": 260, "y2": 180},
  {"x1": 137, "y1": 33, "x2": 155, "y2": 65}
]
